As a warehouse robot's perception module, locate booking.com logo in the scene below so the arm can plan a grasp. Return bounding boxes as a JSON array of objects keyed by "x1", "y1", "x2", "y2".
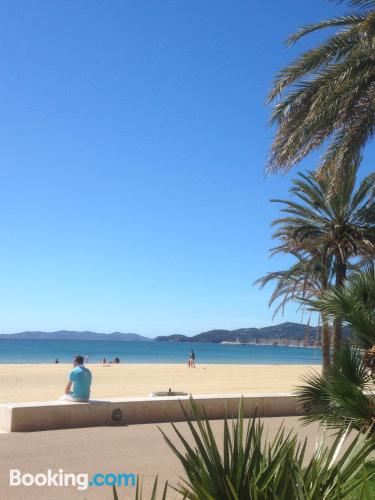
[{"x1": 10, "y1": 469, "x2": 136, "y2": 490}]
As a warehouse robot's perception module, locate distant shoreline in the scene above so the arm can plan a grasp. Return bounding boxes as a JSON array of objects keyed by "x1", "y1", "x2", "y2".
[
  {"x1": 0, "y1": 321, "x2": 339, "y2": 348},
  {"x1": 0, "y1": 338, "x2": 321, "y2": 365},
  {"x1": 220, "y1": 341, "x2": 318, "y2": 348},
  {"x1": 0, "y1": 337, "x2": 322, "y2": 349}
]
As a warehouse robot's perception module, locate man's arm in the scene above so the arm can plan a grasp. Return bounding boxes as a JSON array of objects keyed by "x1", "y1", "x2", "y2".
[{"x1": 65, "y1": 369, "x2": 75, "y2": 394}]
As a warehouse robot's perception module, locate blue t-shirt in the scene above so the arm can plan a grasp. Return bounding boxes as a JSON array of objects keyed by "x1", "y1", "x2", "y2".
[{"x1": 69, "y1": 365, "x2": 92, "y2": 400}]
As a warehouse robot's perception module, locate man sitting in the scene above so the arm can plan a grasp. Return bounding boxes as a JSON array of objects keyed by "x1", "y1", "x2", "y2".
[{"x1": 60, "y1": 355, "x2": 92, "y2": 402}]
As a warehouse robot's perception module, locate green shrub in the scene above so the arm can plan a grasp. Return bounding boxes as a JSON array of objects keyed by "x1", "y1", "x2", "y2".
[{"x1": 113, "y1": 399, "x2": 375, "y2": 499}]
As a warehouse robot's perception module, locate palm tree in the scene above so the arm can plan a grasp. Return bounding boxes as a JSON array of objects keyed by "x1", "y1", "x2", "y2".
[
  {"x1": 297, "y1": 343, "x2": 375, "y2": 433},
  {"x1": 256, "y1": 251, "x2": 333, "y2": 374},
  {"x1": 315, "y1": 262, "x2": 375, "y2": 350},
  {"x1": 268, "y1": 0, "x2": 375, "y2": 180},
  {"x1": 296, "y1": 266, "x2": 375, "y2": 433},
  {"x1": 270, "y1": 165, "x2": 374, "y2": 358}
]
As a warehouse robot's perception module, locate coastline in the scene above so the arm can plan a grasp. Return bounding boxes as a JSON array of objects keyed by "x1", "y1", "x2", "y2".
[
  {"x1": 0, "y1": 363, "x2": 320, "y2": 404},
  {"x1": 220, "y1": 341, "x2": 318, "y2": 348},
  {"x1": 0, "y1": 338, "x2": 322, "y2": 364}
]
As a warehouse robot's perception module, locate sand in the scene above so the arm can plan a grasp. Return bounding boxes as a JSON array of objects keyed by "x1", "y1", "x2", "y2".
[{"x1": 0, "y1": 363, "x2": 320, "y2": 403}]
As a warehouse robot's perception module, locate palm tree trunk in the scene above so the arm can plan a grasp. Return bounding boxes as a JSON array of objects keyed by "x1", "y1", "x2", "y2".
[
  {"x1": 321, "y1": 315, "x2": 331, "y2": 376},
  {"x1": 332, "y1": 258, "x2": 347, "y2": 362}
]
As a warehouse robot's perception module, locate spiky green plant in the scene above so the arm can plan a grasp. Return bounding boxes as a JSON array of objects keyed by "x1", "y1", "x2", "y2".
[
  {"x1": 296, "y1": 266, "x2": 375, "y2": 433},
  {"x1": 113, "y1": 476, "x2": 168, "y2": 500},
  {"x1": 314, "y1": 263, "x2": 375, "y2": 350},
  {"x1": 112, "y1": 399, "x2": 375, "y2": 499},
  {"x1": 157, "y1": 399, "x2": 375, "y2": 499},
  {"x1": 296, "y1": 343, "x2": 375, "y2": 433}
]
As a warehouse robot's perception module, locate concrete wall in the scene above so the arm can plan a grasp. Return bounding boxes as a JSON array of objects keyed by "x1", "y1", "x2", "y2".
[{"x1": 0, "y1": 393, "x2": 302, "y2": 432}]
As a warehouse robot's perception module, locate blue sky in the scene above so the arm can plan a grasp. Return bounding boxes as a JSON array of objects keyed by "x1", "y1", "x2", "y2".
[{"x1": 0, "y1": 0, "x2": 373, "y2": 336}]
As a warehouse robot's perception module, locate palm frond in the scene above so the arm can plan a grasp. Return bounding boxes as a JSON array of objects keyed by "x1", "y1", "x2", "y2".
[
  {"x1": 268, "y1": 1, "x2": 375, "y2": 181},
  {"x1": 296, "y1": 344, "x2": 374, "y2": 432}
]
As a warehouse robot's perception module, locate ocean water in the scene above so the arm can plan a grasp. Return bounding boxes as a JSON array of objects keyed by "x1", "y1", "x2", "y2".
[{"x1": 0, "y1": 339, "x2": 321, "y2": 364}]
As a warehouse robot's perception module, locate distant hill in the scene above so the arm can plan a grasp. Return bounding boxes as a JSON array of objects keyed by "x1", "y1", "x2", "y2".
[
  {"x1": 0, "y1": 322, "x2": 351, "y2": 345},
  {"x1": 155, "y1": 322, "x2": 350, "y2": 346},
  {"x1": 0, "y1": 330, "x2": 151, "y2": 341},
  {"x1": 155, "y1": 334, "x2": 190, "y2": 342}
]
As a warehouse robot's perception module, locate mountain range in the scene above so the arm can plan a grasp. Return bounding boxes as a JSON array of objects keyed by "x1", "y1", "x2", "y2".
[
  {"x1": 155, "y1": 322, "x2": 350, "y2": 346},
  {"x1": 0, "y1": 330, "x2": 150, "y2": 341},
  {"x1": 0, "y1": 322, "x2": 350, "y2": 346}
]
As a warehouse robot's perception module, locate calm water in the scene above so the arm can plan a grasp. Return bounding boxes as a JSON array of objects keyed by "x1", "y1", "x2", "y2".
[{"x1": 0, "y1": 339, "x2": 321, "y2": 364}]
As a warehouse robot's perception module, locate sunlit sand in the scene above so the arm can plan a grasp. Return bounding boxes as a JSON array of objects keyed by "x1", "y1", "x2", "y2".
[{"x1": 0, "y1": 363, "x2": 320, "y2": 403}]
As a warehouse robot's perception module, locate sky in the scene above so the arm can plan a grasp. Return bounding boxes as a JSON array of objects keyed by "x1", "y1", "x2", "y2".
[{"x1": 0, "y1": 0, "x2": 373, "y2": 337}]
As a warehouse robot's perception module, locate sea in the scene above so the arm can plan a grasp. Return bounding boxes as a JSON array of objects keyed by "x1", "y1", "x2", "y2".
[{"x1": 0, "y1": 339, "x2": 322, "y2": 364}]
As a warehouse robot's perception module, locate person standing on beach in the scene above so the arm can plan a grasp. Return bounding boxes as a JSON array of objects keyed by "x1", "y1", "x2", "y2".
[
  {"x1": 189, "y1": 350, "x2": 196, "y2": 368},
  {"x1": 60, "y1": 355, "x2": 92, "y2": 402}
]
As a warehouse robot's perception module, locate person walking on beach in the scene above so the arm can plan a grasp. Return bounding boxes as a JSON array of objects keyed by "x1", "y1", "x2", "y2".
[{"x1": 60, "y1": 355, "x2": 92, "y2": 402}]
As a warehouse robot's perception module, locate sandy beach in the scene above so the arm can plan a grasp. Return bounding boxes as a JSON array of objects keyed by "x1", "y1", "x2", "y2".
[{"x1": 0, "y1": 363, "x2": 319, "y2": 403}]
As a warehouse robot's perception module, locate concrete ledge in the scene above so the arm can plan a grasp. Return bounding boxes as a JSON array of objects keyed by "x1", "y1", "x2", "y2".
[{"x1": 0, "y1": 393, "x2": 302, "y2": 432}]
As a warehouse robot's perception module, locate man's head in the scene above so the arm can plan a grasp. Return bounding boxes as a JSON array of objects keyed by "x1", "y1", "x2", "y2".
[{"x1": 73, "y1": 355, "x2": 84, "y2": 366}]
